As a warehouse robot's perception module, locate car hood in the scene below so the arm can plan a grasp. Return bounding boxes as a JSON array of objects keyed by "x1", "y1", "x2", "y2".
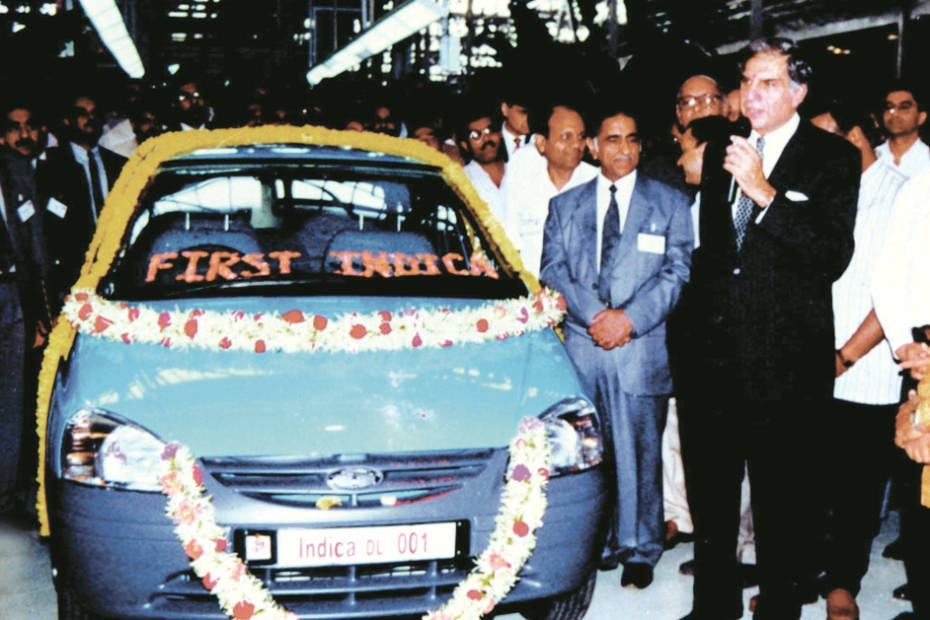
[{"x1": 54, "y1": 296, "x2": 585, "y2": 457}]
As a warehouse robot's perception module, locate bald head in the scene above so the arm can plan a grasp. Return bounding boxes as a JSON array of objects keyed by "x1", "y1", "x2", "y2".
[{"x1": 675, "y1": 75, "x2": 727, "y2": 129}]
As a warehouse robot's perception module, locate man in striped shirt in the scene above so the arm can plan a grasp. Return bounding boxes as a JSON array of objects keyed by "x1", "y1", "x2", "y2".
[{"x1": 811, "y1": 103, "x2": 910, "y2": 619}]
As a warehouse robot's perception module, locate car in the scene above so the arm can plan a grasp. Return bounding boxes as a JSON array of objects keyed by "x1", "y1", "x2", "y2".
[{"x1": 37, "y1": 126, "x2": 609, "y2": 620}]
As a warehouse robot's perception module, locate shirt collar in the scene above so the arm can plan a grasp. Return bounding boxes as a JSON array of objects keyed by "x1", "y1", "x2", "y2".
[
  {"x1": 749, "y1": 112, "x2": 800, "y2": 167},
  {"x1": 597, "y1": 169, "x2": 636, "y2": 196},
  {"x1": 69, "y1": 142, "x2": 98, "y2": 164}
]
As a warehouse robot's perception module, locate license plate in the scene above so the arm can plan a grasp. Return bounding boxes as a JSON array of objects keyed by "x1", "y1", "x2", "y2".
[{"x1": 261, "y1": 522, "x2": 461, "y2": 567}]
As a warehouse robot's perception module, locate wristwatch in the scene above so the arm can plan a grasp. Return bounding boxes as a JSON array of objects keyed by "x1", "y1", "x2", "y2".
[{"x1": 836, "y1": 349, "x2": 854, "y2": 368}]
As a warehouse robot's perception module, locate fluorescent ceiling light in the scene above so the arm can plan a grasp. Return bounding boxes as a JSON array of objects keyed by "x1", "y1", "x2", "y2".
[
  {"x1": 306, "y1": 0, "x2": 447, "y2": 86},
  {"x1": 79, "y1": 0, "x2": 145, "y2": 78}
]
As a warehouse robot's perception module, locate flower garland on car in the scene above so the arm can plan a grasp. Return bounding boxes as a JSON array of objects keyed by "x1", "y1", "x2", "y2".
[
  {"x1": 62, "y1": 288, "x2": 565, "y2": 354},
  {"x1": 158, "y1": 417, "x2": 550, "y2": 620},
  {"x1": 35, "y1": 126, "x2": 546, "y2": 537}
]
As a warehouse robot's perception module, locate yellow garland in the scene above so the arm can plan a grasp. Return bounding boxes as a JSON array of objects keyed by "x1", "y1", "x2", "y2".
[{"x1": 35, "y1": 126, "x2": 540, "y2": 536}]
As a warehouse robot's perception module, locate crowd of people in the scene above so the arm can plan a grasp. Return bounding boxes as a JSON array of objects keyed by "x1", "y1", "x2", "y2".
[{"x1": 2, "y1": 35, "x2": 930, "y2": 620}]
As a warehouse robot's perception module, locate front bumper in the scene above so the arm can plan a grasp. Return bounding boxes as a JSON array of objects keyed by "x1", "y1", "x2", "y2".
[{"x1": 48, "y1": 450, "x2": 608, "y2": 619}]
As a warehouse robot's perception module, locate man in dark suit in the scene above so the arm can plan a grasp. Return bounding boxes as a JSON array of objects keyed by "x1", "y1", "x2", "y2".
[
  {"x1": 540, "y1": 103, "x2": 693, "y2": 589},
  {"x1": 0, "y1": 145, "x2": 52, "y2": 515},
  {"x1": 37, "y1": 94, "x2": 127, "y2": 307},
  {"x1": 676, "y1": 38, "x2": 860, "y2": 620}
]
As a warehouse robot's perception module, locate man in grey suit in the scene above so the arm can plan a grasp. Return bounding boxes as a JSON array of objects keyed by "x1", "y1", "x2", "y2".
[{"x1": 540, "y1": 103, "x2": 693, "y2": 589}]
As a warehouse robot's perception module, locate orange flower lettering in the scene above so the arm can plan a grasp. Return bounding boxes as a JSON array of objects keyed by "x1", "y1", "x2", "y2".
[
  {"x1": 441, "y1": 252, "x2": 469, "y2": 276},
  {"x1": 177, "y1": 250, "x2": 208, "y2": 283},
  {"x1": 416, "y1": 253, "x2": 442, "y2": 275},
  {"x1": 240, "y1": 253, "x2": 271, "y2": 278},
  {"x1": 329, "y1": 250, "x2": 362, "y2": 275},
  {"x1": 206, "y1": 252, "x2": 241, "y2": 281},
  {"x1": 145, "y1": 252, "x2": 178, "y2": 282},
  {"x1": 269, "y1": 250, "x2": 301, "y2": 274}
]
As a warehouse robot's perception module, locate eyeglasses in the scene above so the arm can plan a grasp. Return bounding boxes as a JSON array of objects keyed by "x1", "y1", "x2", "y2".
[
  {"x1": 676, "y1": 93, "x2": 725, "y2": 110},
  {"x1": 467, "y1": 127, "x2": 495, "y2": 141},
  {"x1": 884, "y1": 101, "x2": 916, "y2": 113},
  {"x1": 179, "y1": 91, "x2": 203, "y2": 102}
]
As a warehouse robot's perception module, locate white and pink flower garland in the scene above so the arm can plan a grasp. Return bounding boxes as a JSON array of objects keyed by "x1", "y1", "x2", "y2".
[
  {"x1": 158, "y1": 417, "x2": 550, "y2": 620},
  {"x1": 63, "y1": 289, "x2": 566, "y2": 354}
]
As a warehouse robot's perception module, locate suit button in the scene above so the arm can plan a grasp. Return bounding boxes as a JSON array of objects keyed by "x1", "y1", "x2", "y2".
[{"x1": 732, "y1": 267, "x2": 741, "y2": 275}]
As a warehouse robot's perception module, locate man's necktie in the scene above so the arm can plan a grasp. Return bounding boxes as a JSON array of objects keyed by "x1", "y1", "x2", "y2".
[
  {"x1": 598, "y1": 183, "x2": 620, "y2": 301},
  {"x1": 733, "y1": 136, "x2": 765, "y2": 251},
  {"x1": 514, "y1": 135, "x2": 522, "y2": 151},
  {"x1": 87, "y1": 150, "x2": 105, "y2": 221}
]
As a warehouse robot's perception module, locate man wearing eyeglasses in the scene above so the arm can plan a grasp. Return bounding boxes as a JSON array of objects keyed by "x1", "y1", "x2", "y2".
[
  {"x1": 667, "y1": 73, "x2": 732, "y2": 553},
  {"x1": 675, "y1": 75, "x2": 730, "y2": 134},
  {"x1": 876, "y1": 82, "x2": 929, "y2": 178},
  {"x1": 458, "y1": 107, "x2": 508, "y2": 231},
  {"x1": 168, "y1": 80, "x2": 213, "y2": 131}
]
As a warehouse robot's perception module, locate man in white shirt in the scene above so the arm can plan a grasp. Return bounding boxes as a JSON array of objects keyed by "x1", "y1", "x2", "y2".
[
  {"x1": 873, "y1": 166, "x2": 930, "y2": 620},
  {"x1": 501, "y1": 102, "x2": 597, "y2": 277},
  {"x1": 541, "y1": 103, "x2": 692, "y2": 591},
  {"x1": 677, "y1": 38, "x2": 860, "y2": 620},
  {"x1": 458, "y1": 108, "x2": 507, "y2": 227},
  {"x1": 36, "y1": 95, "x2": 127, "y2": 303},
  {"x1": 876, "y1": 83, "x2": 930, "y2": 178},
  {"x1": 810, "y1": 105, "x2": 909, "y2": 617},
  {"x1": 500, "y1": 95, "x2": 531, "y2": 161}
]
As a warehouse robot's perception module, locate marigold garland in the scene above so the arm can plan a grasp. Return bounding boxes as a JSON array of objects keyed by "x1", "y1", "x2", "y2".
[
  {"x1": 36, "y1": 126, "x2": 545, "y2": 537},
  {"x1": 918, "y1": 372, "x2": 930, "y2": 508},
  {"x1": 158, "y1": 418, "x2": 549, "y2": 620},
  {"x1": 61, "y1": 288, "x2": 565, "y2": 354}
]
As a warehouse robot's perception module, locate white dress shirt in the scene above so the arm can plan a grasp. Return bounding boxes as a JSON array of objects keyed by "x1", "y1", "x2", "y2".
[
  {"x1": 833, "y1": 159, "x2": 908, "y2": 404},
  {"x1": 99, "y1": 117, "x2": 138, "y2": 158},
  {"x1": 730, "y1": 112, "x2": 801, "y2": 224},
  {"x1": 595, "y1": 170, "x2": 636, "y2": 266},
  {"x1": 873, "y1": 167, "x2": 930, "y2": 354},
  {"x1": 876, "y1": 138, "x2": 930, "y2": 179},
  {"x1": 502, "y1": 147, "x2": 597, "y2": 276},
  {"x1": 69, "y1": 142, "x2": 109, "y2": 221},
  {"x1": 501, "y1": 123, "x2": 528, "y2": 161},
  {"x1": 463, "y1": 160, "x2": 506, "y2": 226}
]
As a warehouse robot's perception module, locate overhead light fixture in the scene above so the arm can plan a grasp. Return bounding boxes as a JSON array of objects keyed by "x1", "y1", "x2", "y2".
[
  {"x1": 78, "y1": 0, "x2": 145, "y2": 78},
  {"x1": 306, "y1": 0, "x2": 447, "y2": 86}
]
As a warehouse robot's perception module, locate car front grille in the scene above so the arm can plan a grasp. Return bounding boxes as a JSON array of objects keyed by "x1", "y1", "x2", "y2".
[
  {"x1": 202, "y1": 448, "x2": 494, "y2": 508},
  {"x1": 151, "y1": 555, "x2": 474, "y2": 618}
]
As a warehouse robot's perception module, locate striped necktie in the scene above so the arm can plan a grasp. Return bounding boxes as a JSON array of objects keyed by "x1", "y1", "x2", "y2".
[{"x1": 733, "y1": 136, "x2": 765, "y2": 250}]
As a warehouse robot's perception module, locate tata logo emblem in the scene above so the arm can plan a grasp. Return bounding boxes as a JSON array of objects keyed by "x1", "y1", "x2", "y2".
[{"x1": 327, "y1": 467, "x2": 384, "y2": 490}]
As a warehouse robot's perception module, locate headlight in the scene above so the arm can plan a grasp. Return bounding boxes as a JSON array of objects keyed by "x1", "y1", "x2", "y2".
[
  {"x1": 60, "y1": 408, "x2": 166, "y2": 491},
  {"x1": 539, "y1": 397, "x2": 603, "y2": 475}
]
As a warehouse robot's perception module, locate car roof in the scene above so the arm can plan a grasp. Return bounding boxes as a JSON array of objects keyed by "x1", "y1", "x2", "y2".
[{"x1": 168, "y1": 143, "x2": 437, "y2": 170}]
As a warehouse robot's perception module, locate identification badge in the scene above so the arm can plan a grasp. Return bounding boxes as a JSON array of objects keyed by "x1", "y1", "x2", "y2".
[
  {"x1": 17, "y1": 200, "x2": 35, "y2": 222},
  {"x1": 47, "y1": 197, "x2": 68, "y2": 219},
  {"x1": 637, "y1": 233, "x2": 665, "y2": 254}
]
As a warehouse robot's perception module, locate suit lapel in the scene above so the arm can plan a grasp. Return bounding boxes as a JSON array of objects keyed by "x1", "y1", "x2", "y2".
[
  {"x1": 615, "y1": 175, "x2": 649, "y2": 264},
  {"x1": 603, "y1": 175, "x2": 652, "y2": 301},
  {"x1": 766, "y1": 124, "x2": 807, "y2": 191},
  {"x1": 566, "y1": 179, "x2": 599, "y2": 282}
]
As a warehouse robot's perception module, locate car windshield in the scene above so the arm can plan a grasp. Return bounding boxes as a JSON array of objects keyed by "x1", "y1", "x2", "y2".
[{"x1": 101, "y1": 149, "x2": 526, "y2": 301}]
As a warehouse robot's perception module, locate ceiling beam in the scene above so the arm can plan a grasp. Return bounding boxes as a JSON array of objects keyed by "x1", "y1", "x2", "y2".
[{"x1": 715, "y1": 0, "x2": 930, "y2": 55}]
